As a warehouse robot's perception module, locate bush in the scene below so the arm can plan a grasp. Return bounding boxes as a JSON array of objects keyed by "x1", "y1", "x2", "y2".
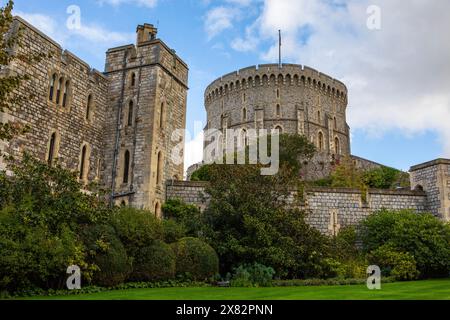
[
  {"x1": 110, "y1": 207, "x2": 164, "y2": 256},
  {"x1": 171, "y1": 237, "x2": 219, "y2": 281},
  {"x1": 162, "y1": 199, "x2": 204, "y2": 237},
  {"x1": 190, "y1": 165, "x2": 212, "y2": 182},
  {"x1": 82, "y1": 224, "x2": 131, "y2": 287},
  {"x1": 230, "y1": 263, "x2": 275, "y2": 287},
  {"x1": 131, "y1": 240, "x2": 176, "y2": 282},
  {"x1": 360, "y1": 210, "x2": 450, "y2": 278},
  {"x1": 368, "y1": 244, "x2": 419, "y2": 281},
  {"x1": 162, "y1": 219, "x2": 186, "y2": 244}
]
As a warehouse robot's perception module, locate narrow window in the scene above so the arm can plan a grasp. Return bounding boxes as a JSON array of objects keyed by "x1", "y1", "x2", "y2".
[
  {"x1": 62, "y1": 80, "x2": 69, "y2": 108},
  {"x1": 275, "y1": 126, "x2": 283, "y2": 134},
  {"x1": 242, "y1": 108, "x2": 247, "y2": 121},
  {"x1": 156, "y1": 151, "x2": 163, "y2": 185},
  {"x1": 131, "y1": 73, "x2": 136, "y2": 87},
  {"x1": 318, "y1": 132, "x2": 324, "y2": 151},
  {"x1": 335, "y1": 137, "x2": 340, "y2": 155},
  {"x1": 159, "y1": 102, "x2": 164, "y2": 128},
  {"x1": 243, "y1": 93, "x2": 246, "y2": 102},
  {"x1": 127, "y1": 101, "x2": 134, "y2": 126},
  {"x1": 317, "y1": 111, "x2": 321, "y2": 123},
  {"x1": 56, "y1": 77, "x2": 63, "y2": 105},
  {"x1": 47, "y1": 132, "x2": 57, "y2": 166},
  {"x1": 276, "y1": 104, "x2": 281, "y2": 117},
  {"x1": 123, "y1": 150, "x2": 130, "y2": 184},
  {"x1": 79, "y1": 145, "x2": 87, "y2": 181},
  {"x1": 277, "y1": 89, "x2": 280, "y2": 98},
  {"x1": 49, "y1": 73, "x2": 56, "y2": 101},
  {"x1": 86, "y1": 94, "x2": 93, "y2": 121},
  {"x1": 334, "y1": 117, "x2": 337, "y2": 130}
]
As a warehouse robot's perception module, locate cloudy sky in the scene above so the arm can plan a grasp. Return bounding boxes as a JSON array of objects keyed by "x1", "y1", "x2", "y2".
[{"x1": 11, "y1": 0, "x2": 450, "y2": 172}]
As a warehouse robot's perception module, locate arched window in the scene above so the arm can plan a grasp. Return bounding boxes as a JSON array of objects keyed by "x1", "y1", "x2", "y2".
[
  {"x1": 56, "y1": 77, "x2": 63, "y2": 105},
  {"x1": 123, "y1": 150, "x2": 130, "y2": 184},
  {"x1": 130, "y1": 72, "x2": 136, "y2": 87},
  {"x1": 127, "y1": 100, "x2": 134, "y2": 127},
  {"x1": 242, "y1": 108, "x2": 247, "y2": 121},
  {"x1": 62, "y1": 80, "x2": 69, "y2": 108},
  {"x1": 275, "y1": 126, "x2": 283, "y2": 134},
  {"x1": 334, "y1": 117, "x2": 337, "y2": 130},
  {"x1": 317, "y1": 110, "x2": 321, "y2": 123},
  {"x1": 334, "y1": 137, "x2": 340, "y2": 155},
  {"x1": 156, "y1": 151, "x2": 163, "y2": 185},
  {"x1": 318, "y1": 132, "x2": 324, "y2": 151},
  {"x1": 86, "y1": 94, "x2": 93, "y2": 121},
  {"x1": 276, "y1": 104, "x2": 281, "y2": 117},
  {"x1": 240, "y1": 129, "x2": 247, "y2": 147},
  {"x1": 276, "y1": 89, "x2": 280, "y2": 98},
  {"x1": 47, "y1": 132, "x2": 57, "y2": 166},
  {"x1": 159, "y1": 102, "x2": 165, "y2": 128},
  {"x1": 243, "y1": 93, "x2": 246, "y2": 102},
  {"x1": 49, "y1": 73, "x2": 56, "y2": 101},
  {"x1": 121, "y1": 200, "x2": 127, "y2": 207},
  {"x1": 79, "y1": 145, "x2": 87, "y2": 181}
]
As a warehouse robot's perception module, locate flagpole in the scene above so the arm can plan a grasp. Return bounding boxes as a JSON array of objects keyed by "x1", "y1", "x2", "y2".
[{"x1": 278, "y1": 29, "x2": 281, "y2": 68}]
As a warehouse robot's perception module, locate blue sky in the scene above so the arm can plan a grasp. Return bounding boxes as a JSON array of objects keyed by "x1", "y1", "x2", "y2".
[{"x1": 12, "y1": 0, "x2": 449, "y2": 172}]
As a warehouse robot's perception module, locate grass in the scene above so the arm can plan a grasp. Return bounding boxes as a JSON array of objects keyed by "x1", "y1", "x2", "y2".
[{"x1": 24, "y1": 279, "x2": 450, "y2": 300}]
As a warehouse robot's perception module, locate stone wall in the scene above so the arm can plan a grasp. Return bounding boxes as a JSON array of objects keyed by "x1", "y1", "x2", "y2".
[
  {"x1": 1, "y1": 17, "x2": 109, "y2": 183},
  {"x1": 166, "y1": 181, "x2": 428, "y2": 235}
]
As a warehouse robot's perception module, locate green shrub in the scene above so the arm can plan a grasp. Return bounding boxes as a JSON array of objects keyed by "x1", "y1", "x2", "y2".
[
  {"x1": 162, "y1": 199, "x2": 204, "y2": 237},
  {"x1": 360, "y1": 210, "x2": 450, "y2": 278},
  {"x1": 131, "y1": 240, "x2": 176, "y2": 282},
  {"x1": 190, "y1": 165, "x2": 212, "y2": 182},
  {"x1": 230, "y1": 263, "x2": 275, "y2": 287},
  {"x1": 110, "y1": 207, "x2": 164, "y2": 256},
  {"x1": 162, "y1": 219, "x2": 186, "y2": 244},
  {"x1": 171, "y1": 237, "x2": 219, "y2": 281},
  {"x1": 368, "y1": 244, "x2": 419, "y2": 281}
]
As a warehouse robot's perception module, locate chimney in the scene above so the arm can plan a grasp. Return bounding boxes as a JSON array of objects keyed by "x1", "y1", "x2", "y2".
[{"x1": 136, "y1": 23, "x2": 158, "y2": 44}]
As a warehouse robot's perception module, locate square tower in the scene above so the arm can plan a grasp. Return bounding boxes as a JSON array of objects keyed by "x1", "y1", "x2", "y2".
[
  {"x1": 103, "y1": 23, "x2": 188, "y2": 215},
  {"x1": 410, "y1": 159, "x2": 450, "y2": 222}
]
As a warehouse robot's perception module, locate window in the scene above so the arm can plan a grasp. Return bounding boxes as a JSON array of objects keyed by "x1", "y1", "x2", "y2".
[
  {"x1": 130, "y1": 73, "x2": 136, "y2": 87},
  {"x1": 318, "y1": 132, "x2": 324, "y2": 151},
  {"x1": 56, "y1": 77, "x2": 63, "y2": 105},
  {"x1": 49, "y1": 73, "x2": 56, "y2": 101},
  {"x1": 243, "y1": 93, "x2": 246, "y2": 102},
  {"x1": 62, "y1": 80, "x2": 69, "y2": 108},
  {"x1": 123, "y1": 150, "x2": 130, "y2": 184},
  {"x1": 79, "y1": 145, "x2": 87, "y2": 181},
  {"x1": 317, "y1": 111, "x2": 321, "y2": 123},
  {"x1": 334, "y1": 117, "x2": 337, "y2": 130},
  {"x1": 86, "y1": 94, "x2": 93, "y2": 121},
  {"x1": 159, "y1": 102, "x2": 165, "y2": 128},
  {"x1": 242, "y1": 108, "x2": 247, "y2": 121},
  {"x1": 334, "y1": 137, "x2": 340, "y2": 155},
  {"x1": 156, "y1": 151, "x2": 163, "y2": 185},
  {"x1": 276, "y1": 104, "x2": 281, "y2": 117},
  {"x1": 127, "y1": 101, "x2": 134, "y2": 126},
  {"x1": 277, "y1": 89, "x2": 280, "y2": 98},
  {"x1": 275, "y1": 126, "x2": 283, "y2": 134},
  {"x1": 47, "y1": 132, "x2": 57, "y2": 166}
]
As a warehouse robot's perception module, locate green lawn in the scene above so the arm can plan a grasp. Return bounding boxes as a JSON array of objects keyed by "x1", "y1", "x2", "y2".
[{"x1": 25, "y1": 279, "x2": 450, "y2": 300}]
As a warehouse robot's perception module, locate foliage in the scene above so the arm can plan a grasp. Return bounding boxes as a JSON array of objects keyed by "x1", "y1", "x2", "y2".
[
  {"x1": 110, "y1": 207, "x2": 164, "y2": 258},
  {"x1": 368, "y1": 244, "x2": 419, "y2": 281},
  {"x1": 130, "y1": 240, "x2": 176, "y2": 282},
  {"x1": 162, "y1": 199, "x2": 204, "y2": 237},
  {"x1": 360, "y1": 210, "x2": 450, "y2": 278},
  {"x1": 190, "y1": 165, "x2": 212, "y2": 182},
  {"x1": 363, "y1": 166, "x2": 410, "y2": 189},
  {"x1": 161, "y1": 218, "x2": 187, "y2": 244},
  {"x1": 230, "y1": 263, "x2": 275, "y2": 287},
  {"x1": 171, "y1": 237, "x2": 219, "y2": 281}
]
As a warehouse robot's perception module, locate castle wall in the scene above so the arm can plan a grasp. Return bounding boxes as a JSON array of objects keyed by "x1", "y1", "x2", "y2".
[
  {"x1": 166, "y1": 181, "x2": 428, "y2": 235},
  {"x1": 1, "y1": 17, "x2": 109, "y2": 183}
]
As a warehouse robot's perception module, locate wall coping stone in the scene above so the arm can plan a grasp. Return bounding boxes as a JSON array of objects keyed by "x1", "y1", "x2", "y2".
[{"x1": 410, "y1": 158, "x2": 450, "y2": 172}]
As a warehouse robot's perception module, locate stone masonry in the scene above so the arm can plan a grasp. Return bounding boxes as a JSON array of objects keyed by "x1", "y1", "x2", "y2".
[{"x1": 1, "y1": 17, "x2": 188, "y2": 215}]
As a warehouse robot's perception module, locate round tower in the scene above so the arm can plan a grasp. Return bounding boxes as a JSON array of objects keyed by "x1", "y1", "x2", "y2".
[{"x1": 203, "y1": 64, "x2": 350, "y2": 179}]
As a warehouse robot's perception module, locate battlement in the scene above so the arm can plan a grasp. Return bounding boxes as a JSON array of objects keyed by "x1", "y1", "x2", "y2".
[{"x1": 205, "y1": 63, "x2": 347, "y2": 104}]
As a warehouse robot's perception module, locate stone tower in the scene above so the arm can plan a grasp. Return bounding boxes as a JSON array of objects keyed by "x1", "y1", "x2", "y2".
[
  {"x1": 103, "y1": 23, "x2": 188, "y2": 215},
  {"x1": 410, "y1": 159, "x2": 450, "y2": 222},
  {"x1": 203, "y1": 64, "x2": 350, "y2": 180}
]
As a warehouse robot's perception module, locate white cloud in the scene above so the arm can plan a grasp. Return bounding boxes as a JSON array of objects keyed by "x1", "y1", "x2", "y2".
[
  {"x1": 97, "y1": 0, "x2": 157, "y2": 8},
  {"x1": 15, "y1": 11, "x2": 134, "y2": 47},
  {"x1": 204, "y1": 6, "x2": 239, "y2": 40},
  {"x1": 230, "y1": 0, "x2": 450, "y2": 157}
]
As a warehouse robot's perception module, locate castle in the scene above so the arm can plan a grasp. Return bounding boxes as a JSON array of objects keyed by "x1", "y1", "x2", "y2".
[
  {"x1": 1, "y1": 17, "x2": 449, "y2": 235},
  {"x1": 0, "y1": 17, "x2": 188, "y2": 216}
]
